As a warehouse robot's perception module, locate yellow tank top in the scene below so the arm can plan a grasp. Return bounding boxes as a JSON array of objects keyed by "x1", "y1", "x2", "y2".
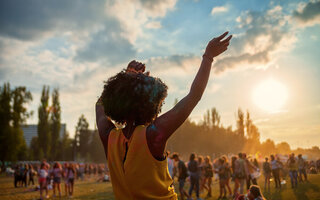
[{"x1": 107, "y1": 125, "x2": 177, "y2": 200}]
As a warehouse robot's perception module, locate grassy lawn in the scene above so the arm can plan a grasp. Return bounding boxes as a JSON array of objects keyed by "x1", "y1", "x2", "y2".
[{"x1": 0, "y1": 174, "x2": 320, "y2": 200}]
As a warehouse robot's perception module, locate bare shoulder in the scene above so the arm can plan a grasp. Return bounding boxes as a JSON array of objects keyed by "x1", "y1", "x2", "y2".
[{"x1": 146, "y1": 124, "x2": 167, "y2": 160}]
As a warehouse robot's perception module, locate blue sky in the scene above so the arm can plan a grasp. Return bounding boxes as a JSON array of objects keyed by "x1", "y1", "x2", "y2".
[{"x1": 0, "y1": 0, "x2": 319, "y2": 148}]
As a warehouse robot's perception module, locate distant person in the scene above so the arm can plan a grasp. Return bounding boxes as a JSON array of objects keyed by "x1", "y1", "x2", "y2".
[
  {"x1": 167, "y1": 151, "x2": 175, "y2": 179},
  {"x1": 297, "y1": 154, "x2": 308, "y2": 182},
  {"x1": 270, "y1": 155, "x2": 281, "y2": 189},
  {"x1": 188, "y1": 153, "x2": 201, "y2": 200},
  {"x1": 52, "y1": 162, "x2": 63, "y2": 197},
  {"x1": 277, "y1": 157, "x2": 285, "y2": 180},
  {"x1": 287, "y1": 153, "x2": 298, "y2": 188},
  {"x1": 222, "y1": 156, "x2": 232, "y2": 198},
  {"x1": 234, "y1": 153, "x2": 247, "y2": 194},
  {"x1": 262, "y1": 157, "x2": 272, "y2": 191},
  {"x1": 203, "y1": 156, "x2": 213, "y2": 198},
  {"x1": 244, "y1": 155, "x2": 258, "y2": 189},
  {"x1": 198, "y1": 155, "x2": 205, "y2": 192},
  {"x1": 63, "y1": 163, "x2": 69, "y2": 196},
  {"x1": 215, "y1": 158, "x2": 226, "y2": 199},
  {"x1": 79, "y1": 163, "x2": 85, "y2": 181},
  {"x1": 96, "y1": 32, "x2": 232, "y2": 199},
  {"x1": 38, "y1": 163, "x2": 49, "y2": 200},
  {"x1": 21, "y1": 164, "x2": 28, "y2": 187},
  {"x1": 172, "y1": 153, "x2": 190, "y2": 200},
  {"x1": 67, "y1": 163, "x2": 76, "y2": 197},
  {"x1": 14, "y1": 165, "x2": 20, "y2": 188},
  {"x1": 97, "y1": 173, "x2": 110, "y2": 182},
  {"x1": 28, "y1": 164, "x2": 35, "y2": 186},
  {"x1": 231, "y1": 156, "x2": 240, "y2": 197}
]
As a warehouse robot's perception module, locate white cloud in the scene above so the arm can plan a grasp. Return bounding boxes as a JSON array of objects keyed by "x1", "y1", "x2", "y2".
[
  {"x1": 213, "y1": 6, "x2": 299, "y2": 74},
  {"x1": 0, "y1": 0, "x2": 178, "y2": 134},
  {"x1": 211, "y1": 6, "x2": 228, "y2": 16},
  {"x1": 145, "y1": 21, "x2": 162, "y2": 29}
]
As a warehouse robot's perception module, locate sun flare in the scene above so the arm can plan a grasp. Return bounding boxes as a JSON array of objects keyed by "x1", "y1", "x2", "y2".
[{"x1": 252, "y1": 79, "x2": 288, "y2": 113}]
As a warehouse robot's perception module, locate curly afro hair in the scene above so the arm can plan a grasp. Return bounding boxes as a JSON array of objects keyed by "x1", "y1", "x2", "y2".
[{"x1": 101, "y1": 71, "x2": 168, "y2": 125}]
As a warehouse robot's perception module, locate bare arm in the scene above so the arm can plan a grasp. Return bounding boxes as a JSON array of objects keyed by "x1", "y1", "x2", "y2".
[
  {"x1": 147, "y1": 32, "x2": 232, "y2": 157},
  {"x1": 96, "y1": 98, "x2": 115, "y2": 157}
]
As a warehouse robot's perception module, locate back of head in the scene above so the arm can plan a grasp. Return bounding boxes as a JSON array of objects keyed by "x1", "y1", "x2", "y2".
[
  {"x1": 222, "y1": 155, "x2": 228, "y2": 163},
  {"x1": 270, "y1": 155, "x2": 275, "y2": 160},
  {"x1": 190, "y1": 153, "x2": 196, "y2": 161},
  {"x1": 198, "y1": 155, "x2": 203, "y2": 163},
  {"x1": 102, "y1": 71, "x2": 168, "y2": 125},
  {"x1": 249, "y1": 185, "x2": 264, "y2": 199},
  {"x1": 205, "y1": 156, "x2": 211, "y2": 164},
  {"x1": 171, "y1": 153, "x2": 179, "y2": 160}
]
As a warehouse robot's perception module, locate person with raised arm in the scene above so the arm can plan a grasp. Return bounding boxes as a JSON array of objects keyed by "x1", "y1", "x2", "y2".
[{"x1": 96, "y1": 32, "x2": 232, "y2": 199}]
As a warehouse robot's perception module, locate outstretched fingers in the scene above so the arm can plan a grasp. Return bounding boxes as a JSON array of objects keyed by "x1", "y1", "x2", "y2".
[
  {"x1": 216, "y1": 31, "x2": 229, "y2": 41},
  {"x1": 221, "y1": 35, "x2": 232, "y2": 44}
]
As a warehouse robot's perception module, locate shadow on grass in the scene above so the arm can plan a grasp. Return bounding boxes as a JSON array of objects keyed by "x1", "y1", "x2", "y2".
[
  {"x1": 263, "y1": 189, "x2": 282, "y2": 200},
  {"x1": 293, "y1": 182, "x2": 320, "y2": 200},
  {"x1": 74, "y1": 191, "x2": 114, "y2": 200}
]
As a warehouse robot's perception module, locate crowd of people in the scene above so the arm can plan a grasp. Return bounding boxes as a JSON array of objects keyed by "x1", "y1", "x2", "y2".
[
  {"x1": 10, "y1": 160, "x2": 109, "y2": 199},
  {"x1": 167, "y1": 152, "x2": 320, "y2": 200},
  {"x1": 4, "y1": 153, "x2": 320, "y2": 200},
  {"x1": 2, "y1": 153, "x2": 320, "y2": 200}
]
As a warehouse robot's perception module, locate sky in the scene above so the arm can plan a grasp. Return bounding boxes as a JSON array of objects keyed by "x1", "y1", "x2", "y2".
[{"x1": 0, "y1": 0, "x2": 319, "y2": 149}]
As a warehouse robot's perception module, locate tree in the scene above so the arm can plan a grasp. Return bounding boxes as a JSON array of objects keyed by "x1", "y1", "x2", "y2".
[
  {"x1": 57, "y1": 131, "x2": 73, "y2": 161},
  {"x1": 12, "y1": 87, "x2": 33, "y2": 160},
  {"x1": 12, "y1": 87, "x2": 33, "y2": 127},
  {"x1": 276, "y1": 142, "x2": 291, "y2": 154},
  {"x1": 74, "y1": 114, "x2": 90, "y2": 160},
  {"x1": 0, "y1": 83, "x2": 12, "y2": 162},
  {"x1": 50, "y1": 88, "x2": 61, "y2": 160},
  {"x1": 245, "y1": 110, "x2": 252, "y2": 138},
  {"x1": 236, "y1": 108, "x2": 245, "y2": 137},
  {"x1": 88, "y1": 129, "x2": 106, "y2": 163},
  {"x1": 0, "y1": 83, "x2": 33, "y2": 162},
  {"x1": 211, "y1": 107, "x2": 221, "y2": 128},
  {"x1": 260, "y1": 139, "x2": 276, "y2": 155},
  {"x1": 38, "y1": 86, "x2": 51, "y2": 159}
]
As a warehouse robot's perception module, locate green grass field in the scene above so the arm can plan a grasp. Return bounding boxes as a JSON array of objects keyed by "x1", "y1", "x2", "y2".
[{"x1": 1, "y1": 174, "x2": 320, "y2": 200}]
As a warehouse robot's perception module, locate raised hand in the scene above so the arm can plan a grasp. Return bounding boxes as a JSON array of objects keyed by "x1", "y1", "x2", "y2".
[
  {"x1": 204, "y1": 31, "x2": 232, "y2": 59},
  {"x1": 126, "y1": 60, "x2": 146, "y2": 73}
]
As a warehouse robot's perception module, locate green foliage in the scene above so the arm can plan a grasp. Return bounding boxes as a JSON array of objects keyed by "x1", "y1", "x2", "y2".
[
  {"x1": 75, "y1": 114, "x2": 90, "y2": 159},
  {"x1": 0, "y1": 83, "x2": 32, "y2": 162},
  {"x1": 237, "y1": 108, "x2": 245, "y2": 137},
  {"x1": 37, "y1": 86, "x2": 51, "y2": 158},
  {"x1": 0, "y1": 83, "x2": 12, "y2": 162},
  {"x1": 50, "y1": 88, "x2": 61, "y2": 160},
  {"x1": 56, "y1": 131, "x2": 74, "y2": 161},
  {"x1": 89, "y1": 130, "x2": 106, "y2": 163},
  {"x1": 73, "y1": 115, "x2": 106, "y2": 162}
]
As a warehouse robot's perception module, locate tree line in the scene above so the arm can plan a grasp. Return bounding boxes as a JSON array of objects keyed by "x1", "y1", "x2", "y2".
[
  {"x1": 167, "y1": 105, "x2": 320, "y2": 160},
  {"x1": 0, "y1": 83, "x2": 106, "y2": 164},
  {"x1": 1, "y1": 83, "x2": 319, "y2": 164}
]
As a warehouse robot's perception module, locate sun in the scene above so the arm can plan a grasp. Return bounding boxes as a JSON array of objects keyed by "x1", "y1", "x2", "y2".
[{"x1": 252, "y1": 79, "x2": 288, "y2": 113}]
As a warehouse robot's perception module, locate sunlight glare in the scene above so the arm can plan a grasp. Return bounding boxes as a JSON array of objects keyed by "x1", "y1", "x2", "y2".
[{"x1": 252, "y1": 79, "x2": 288, "y2": 113}]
